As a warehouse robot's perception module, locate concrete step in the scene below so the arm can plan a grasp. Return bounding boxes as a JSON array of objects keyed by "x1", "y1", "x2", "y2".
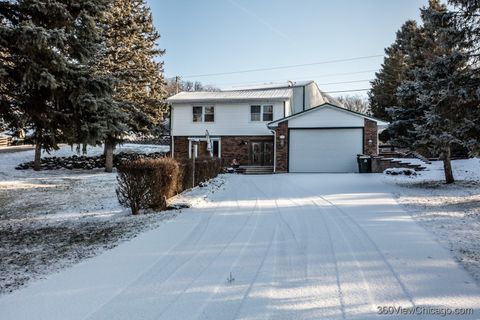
[{"x1": 240, "y1": 166, "x2": 274, "y2": 175}]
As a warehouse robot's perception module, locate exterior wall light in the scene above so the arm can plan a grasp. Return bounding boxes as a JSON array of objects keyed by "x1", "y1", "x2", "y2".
[{"x1": 279, "y1": 135, "x2": 286, "y2": 147}]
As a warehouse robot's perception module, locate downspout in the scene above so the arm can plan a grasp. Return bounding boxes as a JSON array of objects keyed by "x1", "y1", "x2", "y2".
[
  {"x1": 169, "y1": 105, "x2": 174, "y2": 158},
  {"x1": 271, "y1": 129, "x2": 276, "y2": 173},
  {"x1": 302, "y1": 86, "x2": 306, "y2": 111}
]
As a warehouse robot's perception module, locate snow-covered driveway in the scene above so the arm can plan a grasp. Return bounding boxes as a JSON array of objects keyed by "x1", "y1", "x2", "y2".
[{"x1": 1, "y1": 174, "x2": 479, "y2": 320}]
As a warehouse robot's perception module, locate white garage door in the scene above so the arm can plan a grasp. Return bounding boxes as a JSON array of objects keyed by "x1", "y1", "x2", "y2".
[{"x1": 289, "y1": 128, "x2": 363, "y2": 173}]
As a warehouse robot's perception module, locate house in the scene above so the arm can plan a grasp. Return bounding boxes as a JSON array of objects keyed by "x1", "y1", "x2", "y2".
[{"x1": 167, "y1": 81, "x2": 387, "y2": 173}]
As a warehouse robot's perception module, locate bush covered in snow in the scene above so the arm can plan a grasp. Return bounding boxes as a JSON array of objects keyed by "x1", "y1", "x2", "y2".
[{"x1": 384, "y1": 167, "x2": 417, "y2": 176}]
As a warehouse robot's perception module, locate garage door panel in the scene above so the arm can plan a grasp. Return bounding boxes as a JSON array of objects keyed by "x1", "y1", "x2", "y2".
[{"x1": 289, "y1": 128, "x2": 363, "y2": 173}]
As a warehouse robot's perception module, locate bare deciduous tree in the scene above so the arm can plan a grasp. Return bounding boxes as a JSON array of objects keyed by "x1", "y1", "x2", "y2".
[{"x1": 336, "y1": 95, "x2": 371, "y2": 115}]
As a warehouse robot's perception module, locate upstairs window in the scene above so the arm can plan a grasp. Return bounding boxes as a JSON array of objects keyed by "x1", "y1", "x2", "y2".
[
  {"x1": 193, "y1": 106, "x2": 203, "y2": 122},
  {"x1": 204, "y1": 106, "x2": 215, "y2": 122},
  {"x1": 251, "y1": 105, "x2": 261, "y2": 121},
  {"x1": 262, "y1": 105, "x2": 273, "y2": 121},
  {"x1": 251, "y1": 105, "x2": 273, "y2": 121},
  {"x1": 192, "y1": 106, "x2": 214, "y2": 122}
]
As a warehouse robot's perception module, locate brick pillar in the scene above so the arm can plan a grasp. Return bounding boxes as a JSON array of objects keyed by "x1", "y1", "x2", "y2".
[
  {"x1": 172, "y1": 136, "x2": 189, "y2": 159},
  {"x1": 364, "y1": 119, "x2": 378, "y2": 156},
  {"x1": 275, "y1": 121, "x2": 289, "y2": 172}
]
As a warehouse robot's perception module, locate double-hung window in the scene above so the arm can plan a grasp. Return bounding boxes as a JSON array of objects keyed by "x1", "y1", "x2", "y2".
[
  {"x1": 192, "y1": 106, "x2": 214, "y2": 122},
  {"x1": 250, "y1": 105, "x2": 261, "y2": 121},
  {"x1": 262, "y1": 105, "x2": 273, "y2": 121},
  {"x1": 251, "y1": 105, "x2": 273, "y2": 121},
  {"x1": 204, "y1": 106, "x2": 215, "y2": 122}
]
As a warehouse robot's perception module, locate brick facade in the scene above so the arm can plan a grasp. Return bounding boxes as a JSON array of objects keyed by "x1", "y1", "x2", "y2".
[
  {"x1": 172, "y1": 136, "x2": 189, "y2": 159},
  {"x1": 363, "y1": 118, "x2": 378, "y2": 156},
  {"x1": 221, "y1": 136, "x2": 273, "y2": 166},
  {"x1": 274, "y1": 121, "x2": 289, "y2": 172},
  {"x1": 171, "y1": 135, "x2": 274, "y2": 166}
]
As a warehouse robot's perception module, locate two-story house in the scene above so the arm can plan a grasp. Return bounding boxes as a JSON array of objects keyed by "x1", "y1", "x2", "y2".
[{"x1": 167, "y1": 81, "x2": 387, "y2": 173}]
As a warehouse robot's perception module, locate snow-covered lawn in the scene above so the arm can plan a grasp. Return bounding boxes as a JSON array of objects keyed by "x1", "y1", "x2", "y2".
[
  {"x1": 0, "y1": 173, "x2": 478, "y2": 319},
  {"x1": 383, "y1": 158, "x2": 480, "y2": 284},
  {"x1": 0, "y1": 144, "x2": 189, "y2": 294}
]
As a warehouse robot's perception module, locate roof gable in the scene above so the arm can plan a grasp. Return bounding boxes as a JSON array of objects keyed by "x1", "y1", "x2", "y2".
[{"x1": 268, "y1": 103, "x2": 389, "y2": 128}]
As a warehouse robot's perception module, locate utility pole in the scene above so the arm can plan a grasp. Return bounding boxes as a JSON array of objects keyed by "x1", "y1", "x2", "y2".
[{"x1": 175, "y1": 75, "x2": 180, "y2": 94}]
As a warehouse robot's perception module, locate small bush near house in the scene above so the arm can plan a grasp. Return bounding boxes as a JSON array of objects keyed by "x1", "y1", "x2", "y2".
[
  {"x1": 116, "y1": 158, "x2": 179, "y2": 215},
  {"x1": 117, "y1": 157, "x2": 222, "y2": 215}
]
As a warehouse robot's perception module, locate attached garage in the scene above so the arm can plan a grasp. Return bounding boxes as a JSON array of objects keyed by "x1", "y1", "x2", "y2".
[
  {"x1": 268, "y1": 103, "x2": 387, "y2": 173},
  {"x1": 289, "y1": 128, "x2": 363, "y2": 172}
]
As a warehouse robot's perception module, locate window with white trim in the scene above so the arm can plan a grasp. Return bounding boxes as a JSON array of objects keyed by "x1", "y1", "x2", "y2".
[
  {"x1": 250, "y1": 105, "x2": 261, "y2": 121},
  {"x1": 192, "y1": 106, "x2": 214, "y2": 122},
  {"x1": 251, "y1": 105, "x2": 273, "y2": 121},
  {"x1": 204, "y1": 106, "x2": 214, "y2": 122},
  {"x1": 263, "y1": 105, "x2": 273, "y2": 121}
]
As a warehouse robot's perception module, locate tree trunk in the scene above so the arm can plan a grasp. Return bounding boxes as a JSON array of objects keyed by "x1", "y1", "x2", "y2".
[
  {"x1": 34, "y1": 142, "x2": 42, "y2": 171},
  {"x1": 104, "y1": 139, "x2": 114, "y2": 173},
  {"x1": 442, "y1": 146, "x2": 454, "y2": 184}
]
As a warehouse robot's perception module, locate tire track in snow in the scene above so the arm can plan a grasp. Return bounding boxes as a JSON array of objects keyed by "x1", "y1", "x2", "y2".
[
  {"x1": 85, "y1": 179, "x2": 245, "y2": 320},
  {"x1": 153, "y1": 178, "x2": 263, "y2": 319},
  {"x1": 311, "y1": 196, "x2": 416, "y2": 308},
  {"x1": 242, "y1": 176, "x2": 311, "y2": 320},
  {"x1": 288, "y1": 178, "x2": 416, "y2": 309}
]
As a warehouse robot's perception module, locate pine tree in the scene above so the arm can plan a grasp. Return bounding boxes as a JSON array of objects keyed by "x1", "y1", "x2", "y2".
[
  {"x1": 0, "y1": 0, "x2": 117, "y2": 170},
  {"x1": 401, "y1": 0, "x2": 477, "y2": 183},
  {"x1": 447, "y1": 0, "x2": 480, "y2": 155},
  {"x1": 97, "y1": 0, "x2": 167, "y2": 172},
  {"x1": 369, "y1": 20, "x2": 426, "y2": 146}
]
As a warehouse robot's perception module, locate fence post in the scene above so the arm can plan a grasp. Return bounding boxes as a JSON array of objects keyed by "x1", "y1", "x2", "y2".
[{"x1": 192, "y1": 143, "x2": 197, "y2": 187}]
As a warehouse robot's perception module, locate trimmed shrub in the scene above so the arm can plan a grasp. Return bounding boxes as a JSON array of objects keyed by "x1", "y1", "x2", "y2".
[
  {"x1": 177, "y1": 157, "x2": 222, "y2": 192},
  {"x1": 116, "y1": 158, "x2": 179, "y2": 214}
]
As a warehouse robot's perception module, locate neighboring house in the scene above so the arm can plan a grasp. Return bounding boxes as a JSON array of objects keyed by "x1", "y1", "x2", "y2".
[{"x1": 167, "y1": 81, "x2": 387, "y2": 173}]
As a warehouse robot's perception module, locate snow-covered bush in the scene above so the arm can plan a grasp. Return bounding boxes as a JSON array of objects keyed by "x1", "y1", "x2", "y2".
[
  {"x1": 116, "y1": 158, "x2": 179, "y2": 214},
  {"x1": 384, "y1": 167, "x2": 417, "y2": 176}
]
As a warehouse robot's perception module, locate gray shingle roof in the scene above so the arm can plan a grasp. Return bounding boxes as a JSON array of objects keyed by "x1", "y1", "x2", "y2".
[{"x1": 166, "y1": 88, "x2": 292, "y2": 104}]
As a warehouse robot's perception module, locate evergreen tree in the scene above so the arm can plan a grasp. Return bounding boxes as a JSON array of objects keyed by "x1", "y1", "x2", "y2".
[
  {"x1": 97, "y1": 0, "x2": 167, "y2": 172},
  {"x1": 0, "y1": 0, "x2": 117, "y2": 170},
  {"x1": 368, "y1": 21, "x2": 425, "y2": 144},
  {"x1": 397, "y1": 0, "x2": 476, "y2": 183},
  {"x1": 447, "y1": 0, "x2": 480, "y2": 154}
]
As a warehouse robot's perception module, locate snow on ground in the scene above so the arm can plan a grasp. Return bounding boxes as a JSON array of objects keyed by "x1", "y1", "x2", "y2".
[
  {"x1": 0, "y1": 174, "x2": 479, "y2": 320},
  {"x1": 382, "y1": 158, "x2": 480, "y2": 284},
  {"x1": 0, "y1": 144, "x2": 229, "y2": 295}
]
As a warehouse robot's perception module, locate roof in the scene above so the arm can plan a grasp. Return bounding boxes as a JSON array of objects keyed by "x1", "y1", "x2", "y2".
[
  {"x1": 166, "y1": 88, "x2": 293, "y2": 104},
  {"x1": 267, "y1": 103, "x2": 390, "y2": 128}
]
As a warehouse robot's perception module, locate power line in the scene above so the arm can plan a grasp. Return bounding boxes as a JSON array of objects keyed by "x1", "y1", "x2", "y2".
[
  {"x1": 183, "y1": 54, "x2": 383, "y2": 78},
  {"x1": 317, "y1": 79, "x2": 373, "y2": 86},
  {"x1": 215, "y1": 69, "x2": 379, "y2": 87},
  {"x1": 323, "y1": 88, "x2": 371, "y2": 94}
]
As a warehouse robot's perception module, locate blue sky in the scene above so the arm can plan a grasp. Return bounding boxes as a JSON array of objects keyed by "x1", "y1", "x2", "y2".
[{"x1": 146, "y1": 0, "x2": 427, "y2": 96}]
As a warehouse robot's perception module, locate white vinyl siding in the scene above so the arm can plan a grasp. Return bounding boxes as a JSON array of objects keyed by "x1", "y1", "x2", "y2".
[
  {"x1": 171, "y1": 101, "x2": 284, "y2": 136},
  {"x1": 288, "y1": 105, "x2": 364, "y2": 128}
]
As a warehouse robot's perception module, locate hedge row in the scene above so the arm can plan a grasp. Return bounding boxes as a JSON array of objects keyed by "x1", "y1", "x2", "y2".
[{"x1": 116, "y1": 157, "x2": 222, "y2": 215}]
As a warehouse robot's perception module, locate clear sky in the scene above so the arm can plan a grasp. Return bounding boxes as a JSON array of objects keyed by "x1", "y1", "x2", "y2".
[{"x1": 146, "y1": 0, "x2": 427, "y2": 96}]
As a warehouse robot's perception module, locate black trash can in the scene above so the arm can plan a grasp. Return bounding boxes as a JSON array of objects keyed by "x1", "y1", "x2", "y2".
[{"x1": 357, "y1": 155, "x2": 372, "y2": 173}]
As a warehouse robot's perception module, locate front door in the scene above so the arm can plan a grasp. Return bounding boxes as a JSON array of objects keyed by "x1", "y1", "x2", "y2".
[{"x1": 250, "y1": 141, "x2": 274, "y2": 166}]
